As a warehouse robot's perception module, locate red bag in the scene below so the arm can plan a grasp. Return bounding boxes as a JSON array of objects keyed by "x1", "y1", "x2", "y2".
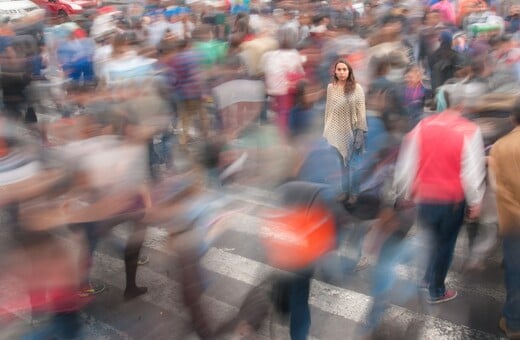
[{"x1": 262, "y1": 206, "x2": 336, "y2": 271}]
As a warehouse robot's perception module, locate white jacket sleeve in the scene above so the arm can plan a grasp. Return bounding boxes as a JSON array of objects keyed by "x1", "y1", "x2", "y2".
[
  {"x1": 393, "y1": 129, "x2": 420, "y2": 200},
  {"x1": 461, "y1": 128, "x2": 486, "y2": 207}
]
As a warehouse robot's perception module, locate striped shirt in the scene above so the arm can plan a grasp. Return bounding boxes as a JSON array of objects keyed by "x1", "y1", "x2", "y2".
[{"x1": 166, "y1": 49, "x2": 204, "y2": 100}]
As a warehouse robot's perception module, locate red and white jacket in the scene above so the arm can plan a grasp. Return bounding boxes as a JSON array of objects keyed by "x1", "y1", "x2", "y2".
[{"x1": 394, "y1": 111, "x2": 486, "y2": 206}]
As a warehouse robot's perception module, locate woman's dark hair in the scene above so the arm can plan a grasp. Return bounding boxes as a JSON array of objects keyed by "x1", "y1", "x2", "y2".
[{"x1": 333, "y1": 59, "x2": 356, "y2": 94}]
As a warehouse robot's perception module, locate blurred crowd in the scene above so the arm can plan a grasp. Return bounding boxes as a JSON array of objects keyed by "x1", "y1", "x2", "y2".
[{"x1": 0, "y1": 0, "x2": 520, "y2": 339}]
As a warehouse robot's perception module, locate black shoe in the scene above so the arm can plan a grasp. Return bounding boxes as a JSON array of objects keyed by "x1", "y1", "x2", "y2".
[{"x1": 124, "y1": 286, "x2": 148, "y2": 300}]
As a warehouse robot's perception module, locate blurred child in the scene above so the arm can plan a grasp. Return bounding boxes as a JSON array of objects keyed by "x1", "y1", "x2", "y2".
[{"x1": 403, "y1": 65, "x2": 427, "y2": 129}]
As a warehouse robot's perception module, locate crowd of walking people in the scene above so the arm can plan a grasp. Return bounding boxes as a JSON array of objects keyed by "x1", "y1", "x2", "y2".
[{"x1": 0, "y1": 0, "x2": 520, "y2": 338}]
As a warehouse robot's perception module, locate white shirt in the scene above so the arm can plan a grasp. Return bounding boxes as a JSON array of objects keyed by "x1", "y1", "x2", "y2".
[
  {"x1": 169, "y1": 20, "x2": 195, "y2": 40},
  {"x1": 146, "y1": 20, "x2": 170, "y2": 47},
  {"x1": 261, "y1": 49, "x2": 304, "y2": 96}
]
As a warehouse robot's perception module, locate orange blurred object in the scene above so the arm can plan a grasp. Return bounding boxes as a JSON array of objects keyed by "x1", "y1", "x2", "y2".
[{"x1": 262, "y1": 206, "x2": 336, "y2": 271}]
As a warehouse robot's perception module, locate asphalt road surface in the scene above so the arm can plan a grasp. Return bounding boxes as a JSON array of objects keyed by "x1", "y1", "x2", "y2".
[{"x1": 0, "y1": 185, "x2": 508, "y2": 340}]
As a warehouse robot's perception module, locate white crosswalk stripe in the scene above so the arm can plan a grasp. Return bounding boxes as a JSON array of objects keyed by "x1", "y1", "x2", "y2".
[
  {"x1": 0, "y1": 195, "x2": 507, "y2": 340},
  {"x1": 109, "y1": 219, "x2": 506, "y2": 339}
]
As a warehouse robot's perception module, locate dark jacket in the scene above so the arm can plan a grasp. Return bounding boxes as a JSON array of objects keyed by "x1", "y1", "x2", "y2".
[{"x1": 429, "y1": 44, "x2": 463, "y2": 94}]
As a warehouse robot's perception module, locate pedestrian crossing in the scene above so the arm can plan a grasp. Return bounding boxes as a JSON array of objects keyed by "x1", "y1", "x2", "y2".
[{"x1": 0, "y1": 192, "x2": 508, "y2": 340}]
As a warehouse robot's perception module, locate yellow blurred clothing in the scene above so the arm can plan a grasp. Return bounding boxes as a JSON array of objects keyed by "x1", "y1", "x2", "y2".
[
  {"x1": 490, "y1": 127, "x2": 520, "y2": 235},
  {"x1": 239, "y1": 35, "x2": 278, "y2": 78}
]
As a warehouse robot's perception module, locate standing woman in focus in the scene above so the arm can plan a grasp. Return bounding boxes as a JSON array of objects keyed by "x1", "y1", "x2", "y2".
[{"x1": 323, "y1": 59, "x2": 367, "y2": 201}]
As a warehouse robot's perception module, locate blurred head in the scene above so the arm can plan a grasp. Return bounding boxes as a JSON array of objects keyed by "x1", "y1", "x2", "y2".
[
  {"x1": 333, "y1": 59, "x2": 356, "y2": 93},
  {"x1": 278, "y1": 26, "x2": 298, "y2": 49},
  {"x1": 157, "y1": 37, "x2": 180, "y2": 59},
  {"x1": 312, "y1": 14, "x2": 327, "y2": 28},
  {"x1": 443, "y1": 82, "x2": 485, "y2": 111},
  {"x1": 510, "y1": 4, "x2": 520, "y2": 17},
  {"x1": 112, "y1": 32, "x2": 130, "y2": 55},
  {"x1": 453, "y1": 31, "x2": 466, "y2": 48},
  {"x1": 273, "y1": 8, "x2": 286, "y2": 24},
  {"x1": 235, "y1": 11, "x2": 249, "y2": 27},
  {"x1": 299, "y1": 13, "x2": 311, "y2": 26},
  {"x1": 439, "y1": 30, "x2": 453, "y2": 47},
  {"x1": 404, "y1": 65, "x2": 423, "y2": 85},
  {"x1": 381, "y1": 15, "x2": 403, "y2": 34},
  {"x1": 424, "y1": 9, "x2": 441, "y2": 26},
  {"x1": 235, "y1": 17, "x2": 251, "y2": 35}
]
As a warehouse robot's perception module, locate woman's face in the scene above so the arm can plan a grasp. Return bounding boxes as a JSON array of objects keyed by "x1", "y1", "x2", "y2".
[{"x1": 335, "y1": 62, "x2": 350, "y2": 81}]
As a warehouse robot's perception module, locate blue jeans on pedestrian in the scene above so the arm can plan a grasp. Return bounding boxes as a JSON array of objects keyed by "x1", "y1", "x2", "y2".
[
  {"x1": 64, "y1": 58, "x2": 94, "y2": 83},
  {"x1": 23, "y1": 311, "x2": 81, "y2": 340},
  {"x1": 503, "y1": 234, "x2": 520, "y2": 331},
  {"x1": 69, "y1": 222, "x2": 102, "y2": 287},
  {"x1": 418, "y1": 202, "x2": 465, "y2": 299},
  {"x1": 362, "y1": 229, "x2": 420, "y2": 334},
  {"x1": 289, "y1": 270, "x2": 313, "y2": 340}
]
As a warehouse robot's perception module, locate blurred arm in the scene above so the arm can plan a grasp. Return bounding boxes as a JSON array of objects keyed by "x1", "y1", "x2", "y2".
[
  {"x1": 355, "y1": 86, "x2": 367, "y2": 132},
  {"x1": 393, "y1": 131, "x2": 419, "y2": 200},
  {"x1": 461, "y1": 128, "x2": 486, "y2": 207}
]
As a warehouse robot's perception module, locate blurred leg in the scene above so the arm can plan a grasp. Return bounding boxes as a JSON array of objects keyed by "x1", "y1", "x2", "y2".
[
  {"x1": 124, "y1": 221, "x2": 148, "y2": 299},
  {"x1": 289, "y1": 270, "x2": 312, "y2": 340},
  {"x1": 429, "y1": 202, "x2": 465, "y2": 299}
]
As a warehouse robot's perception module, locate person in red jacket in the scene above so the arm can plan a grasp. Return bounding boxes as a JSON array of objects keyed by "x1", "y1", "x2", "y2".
[{"x1": 394, "y1": 85, "x2": 486, "y2": 304}]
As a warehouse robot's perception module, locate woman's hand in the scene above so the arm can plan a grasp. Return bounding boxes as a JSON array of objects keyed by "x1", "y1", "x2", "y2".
[{"x1": 354, "y1": 129, "x2": 365, "y2": 150}]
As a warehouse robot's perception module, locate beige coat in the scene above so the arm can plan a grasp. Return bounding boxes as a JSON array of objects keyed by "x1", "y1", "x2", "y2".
[{"x1": 490, "y1": 126, "x2": 520, "y2": 235}]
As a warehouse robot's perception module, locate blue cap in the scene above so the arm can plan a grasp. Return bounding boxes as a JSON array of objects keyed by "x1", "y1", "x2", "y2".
[{"x1": 165, "y1": 7, "x2": 180, "y2": 18}]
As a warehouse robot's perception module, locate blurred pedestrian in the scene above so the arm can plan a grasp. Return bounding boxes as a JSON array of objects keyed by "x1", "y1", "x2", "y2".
[
  {"x1": 394, "y1": 86, "x2": 486, "y2": 304},
  {"x1": 261, "y1": 25, "x2": 305, "y2": 136},
  {"x1": 367, "y1": 56, "x2": 407, "y2": 134},
  {"x1": 489, "y1": 97, "x2": 520, "y2": 339},
  {"x1": 403, "y1": 64, "x2": 427, "y2": 129},
  {"x1": 165, "y1": 38, "x2": 208, "y2": 145},
  {"x1": 429, "y1": 30, "x2": 464, "y2": 96}
]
